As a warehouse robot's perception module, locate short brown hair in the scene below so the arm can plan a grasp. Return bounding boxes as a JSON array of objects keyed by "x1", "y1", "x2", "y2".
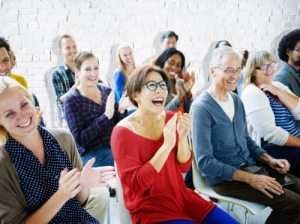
[
  {"x1": 126, "y1": 65, "x2": 171, "y2": 107},
  {"x1": 58, "y1": 34, "x2": 75, "y2": 48},
  {"x1": 74, "y1": 51, "x2": 98, "y2": 70}
]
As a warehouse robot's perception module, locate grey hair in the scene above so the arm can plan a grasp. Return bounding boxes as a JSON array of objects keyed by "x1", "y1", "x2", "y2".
[{"x1": 209, "y1": 46, "x2": 242, "y2": 70}]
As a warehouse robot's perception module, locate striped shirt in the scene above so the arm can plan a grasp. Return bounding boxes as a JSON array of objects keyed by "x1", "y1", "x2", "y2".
[{"x1": 261, "y1": 92, "x2": 300, "y2": 148}]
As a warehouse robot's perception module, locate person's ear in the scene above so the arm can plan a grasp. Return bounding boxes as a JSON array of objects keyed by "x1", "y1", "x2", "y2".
[
  {"x1": 286, "y1": 48, "x2": 291, "y2": 57},
  {"x1": 210, "y1": 67, "x2": 216, "y2": 78},
  {"x1": 133, "y1": 92, "x2": 139, "y2": 103}
]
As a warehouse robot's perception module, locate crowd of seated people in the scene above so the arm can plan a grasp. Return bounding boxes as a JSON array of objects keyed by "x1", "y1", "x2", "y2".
[{"x1": 1, "y1": 28, "x2": 300, "y2": 223}]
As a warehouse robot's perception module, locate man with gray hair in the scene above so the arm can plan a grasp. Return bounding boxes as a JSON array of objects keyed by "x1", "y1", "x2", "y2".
[{"x1": 191, "y1": 46, "x2": 300, "y2": 224}]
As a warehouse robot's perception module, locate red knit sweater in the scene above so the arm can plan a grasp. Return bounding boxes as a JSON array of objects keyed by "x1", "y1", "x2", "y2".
[{"x1": 111, "y1": 110, "x2": 215, "y2": 224}]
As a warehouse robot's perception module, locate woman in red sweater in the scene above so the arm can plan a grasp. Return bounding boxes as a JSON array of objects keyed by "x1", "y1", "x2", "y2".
[{"x1": 111, "y1": 65, "x2": 238, "y2": 224}]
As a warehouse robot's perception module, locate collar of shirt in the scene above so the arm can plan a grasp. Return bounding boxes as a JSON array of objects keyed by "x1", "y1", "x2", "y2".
[{"x1": 286, "y1": 62, "x2": 300, "y2": 74}]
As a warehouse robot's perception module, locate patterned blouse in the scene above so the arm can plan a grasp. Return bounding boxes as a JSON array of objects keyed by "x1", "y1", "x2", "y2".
[{"x1": 5, "y1": 126, "x2": 98, "y2": 224}]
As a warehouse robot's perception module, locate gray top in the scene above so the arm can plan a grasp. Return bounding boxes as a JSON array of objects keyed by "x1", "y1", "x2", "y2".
[{"x1": 191, "y1": 91, "x2": 266, "y2": 186}]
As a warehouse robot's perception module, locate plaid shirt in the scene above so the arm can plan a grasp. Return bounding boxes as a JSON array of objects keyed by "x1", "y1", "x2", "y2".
[
  {"x1": 64, "y1": 85, "x2": 127, "y2": 155},
  {"x1": 51, "y1": 63, "x2": 76, "y2": 112}
]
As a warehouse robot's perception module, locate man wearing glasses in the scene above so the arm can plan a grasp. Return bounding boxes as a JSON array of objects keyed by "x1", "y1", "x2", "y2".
[{"x1": 274, "y1": 29, "x2": 300, "y2": 131}]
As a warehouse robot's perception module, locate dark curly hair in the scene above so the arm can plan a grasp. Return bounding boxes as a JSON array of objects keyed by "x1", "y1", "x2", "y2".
[
  {"x1": 0, "y1": 37, "x2": 11, "y2": 53},
  {"x1": 278, "y1": 29, "x2": 300, "y2": 62}
]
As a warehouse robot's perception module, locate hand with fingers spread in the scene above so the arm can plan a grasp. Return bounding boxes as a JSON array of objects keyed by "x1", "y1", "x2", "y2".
[
  {"x1": 176, "y1": 112, "x2": 191, "y2": 138},
  {"x1": 247, "y1": 174, "x2": 284, "y2": 199},
  {"x1": 163, "y1": 113, "x2": 178, "y2": 150},
  {"x1": 269, "y1": 158, "x2": 290, "y2": 174},
  {"x1": 104, "y1": 91, "x2": 116, "y2": 119},
  {"x1": 175, "y1": 75, "x2": 184, "y2": 101},
  {"x1": 183, "y1": 70, "x2": 195, "y2": 97},
  {"x1": 57, "y1": 168, "x2": 82, "y2": 202},
  {"x1": 80, "y1": 157, "x2": 115, "y2": 188},
  {"x1": 119, "y1": 90, "x2": 132, "y2": 113}
]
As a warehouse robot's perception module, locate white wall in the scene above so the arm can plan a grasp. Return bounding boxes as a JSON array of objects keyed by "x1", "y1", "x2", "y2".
[{"x1": 1, "y1": 0, "x2": 299, "y2": 127}]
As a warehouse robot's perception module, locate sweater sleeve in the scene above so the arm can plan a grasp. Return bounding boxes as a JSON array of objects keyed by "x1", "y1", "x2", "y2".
[
  {"x1": 164, "y1": 95, "x2": 183, "y2": 111},
  {"x1": 111, "y1": 127, "x2": 162, "y2": 194},
  {"x1": 241, "y1": 84, "x2": 289, "y2": 146},
  {"x1": 191, "y1": 103, "x2": 237, "y2": 183},
  {"x1": 113, "y1": 69, "x2": 125, "y2": 103}
]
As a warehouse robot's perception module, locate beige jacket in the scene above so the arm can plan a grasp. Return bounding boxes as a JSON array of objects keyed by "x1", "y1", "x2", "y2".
[{"x1": 0, "y1": 128, "x2": 82, "y2": 224}]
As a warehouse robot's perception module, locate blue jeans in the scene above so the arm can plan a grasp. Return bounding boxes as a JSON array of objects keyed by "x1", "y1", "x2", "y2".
[
  {"x1": 159, "y1": 207, "x2": 238, "y2": 224},
  {"x1": 83, "y1": 144, "x2": 114, "y2": 167}
]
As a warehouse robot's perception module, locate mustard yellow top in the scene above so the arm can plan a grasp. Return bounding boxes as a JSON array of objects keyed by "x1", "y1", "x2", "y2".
[{"x1": 10, "y1": 73, "x2": 28, "y2": 89}]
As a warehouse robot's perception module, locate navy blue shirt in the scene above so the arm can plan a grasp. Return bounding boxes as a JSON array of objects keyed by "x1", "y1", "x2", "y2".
[{"x1": 5, "y1": 126, "x2": 98, "y2": 224}]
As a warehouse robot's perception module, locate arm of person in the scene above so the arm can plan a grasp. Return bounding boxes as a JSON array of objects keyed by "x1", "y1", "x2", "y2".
[
  {"x1": 164, "y1": 95, "x2": 183, "y2": 111},
  {"x1": 113, "y1": 70, "x2": 126, "y2": 103},
  {"x1": 241, "y1": 85, "x2": 290, "y2": 146},
  {"x1": 51, "y1": 70, "x2": 79, "y2": 108},
  {"x1": 259, "y1": 82, "x2": 299, "y2": 111},
  {"x1": 25, "y1": 168, "x2": 82, "y2": 224},
  {"x1": 111, "y1": 115, "x2": 178, "y2": 193},
  {"x1": 176, "y1": 113, "x2": 193, "y2": 172},
  {"x1": 64, "y1": 94, "x2": 112, "y2": 147}
]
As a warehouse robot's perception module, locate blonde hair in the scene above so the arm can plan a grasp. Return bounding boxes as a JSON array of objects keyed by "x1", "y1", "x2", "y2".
[
  {"x1": 0, "y1": 76, "x2": 34, "y2": 146},
  {"x1": 243, "y1": 50, "x2": 276, "y2": 90},
  {"x1": 116, "y1": 43, "x2": 136, "y2": 85}
]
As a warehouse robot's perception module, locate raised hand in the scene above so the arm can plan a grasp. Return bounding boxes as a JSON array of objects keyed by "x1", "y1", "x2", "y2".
[
  {"x1": 247, "y1": 174, "x2": 283, "y2": 199},
  {"x1": 104, "y1": 91, "x2": 115, "y2": 119},
  {"x1": 80, "y1": 157, "x2": 115, "y2": 188},
  {"x1": 175, "y1": 75, "x2": 184, "y2": 101},
  {"x1": 176, "y1": 112, "x2": 191, "y2": 138},
  {"x1": 57, "y1": 168, "x2": 82, "y2": 202},
  {"x1": 163, "y1": 113, "x2": 178, "y2": 150},
  {"x1": 119, "y1": 90, "x2": 133, "y2": 113},
  {"x1": 242, "y1": 49, "x2": 249, "y2": 67},
  {"x1": 183, "y1": 70, "x2": 195, "y2": 97}
]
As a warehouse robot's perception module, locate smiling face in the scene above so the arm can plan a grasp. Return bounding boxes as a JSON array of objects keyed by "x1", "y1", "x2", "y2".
[
  {"x1": 134, "y1": 71, "x2": 168, "y2": 114},
  {"x1": 59, "y1": 37, "x2": 77, "y2": 63},
  {"x1": 161, "y1": 36, "x2": 177, "y2": 50},
  {"x1": 287, "y1": 41, "x2": 300, "y2": 68},
  {"x1": 119, "y1": 47, "x2": 134, "y2": 67},
  {"x1": 0, "y1": 47, "x2": 12, "y2": 77},
  {"x1": 0, "y1": 87, "x2": 37, "y2": 140},
  {"x1": 76, "y1": 56, "x2": 99, "y2": 87},
  {"x1": 162, "y1": 53, "x2": 182, "y2": 79},
  {"x1": 253, "y1": 59, "x2": 275, "y2": 86},
  {"x1": 211, "y1": 54, "x2": 242, "y2": 92}
]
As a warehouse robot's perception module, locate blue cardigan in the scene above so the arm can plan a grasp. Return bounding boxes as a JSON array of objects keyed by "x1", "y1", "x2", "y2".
[{"x1": 191, "y1": 91, "x2": 266, "y2": 186}]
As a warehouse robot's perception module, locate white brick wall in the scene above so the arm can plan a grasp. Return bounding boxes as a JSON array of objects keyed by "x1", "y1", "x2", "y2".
[{"x1": 0, "y1": 0, "x2": 299, "y2": 127}]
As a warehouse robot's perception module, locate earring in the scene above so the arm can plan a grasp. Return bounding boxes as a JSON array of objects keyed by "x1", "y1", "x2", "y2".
[{"x1": 136, "y1": 99, "x2": 140, "y2": 104}]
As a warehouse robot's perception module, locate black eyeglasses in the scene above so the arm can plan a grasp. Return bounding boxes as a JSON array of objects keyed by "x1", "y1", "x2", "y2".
[
  {"x1": 215, "y1": 67, "x2": 243, "y2": 75},
  {"x1": 143, "y1": 80, "x2": 169, "y2": 91},
  {"x1": 256, "y1": 62, "x2": 276, "y2": 70},
  {"x1": 294, "y1": 48, "x2": 300, "y2": 52}
]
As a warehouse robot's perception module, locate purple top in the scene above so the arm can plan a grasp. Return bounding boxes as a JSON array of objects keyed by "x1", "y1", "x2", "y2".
[{"x1": 64, "y1": 85, "x2": 127, "y2": 155}]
